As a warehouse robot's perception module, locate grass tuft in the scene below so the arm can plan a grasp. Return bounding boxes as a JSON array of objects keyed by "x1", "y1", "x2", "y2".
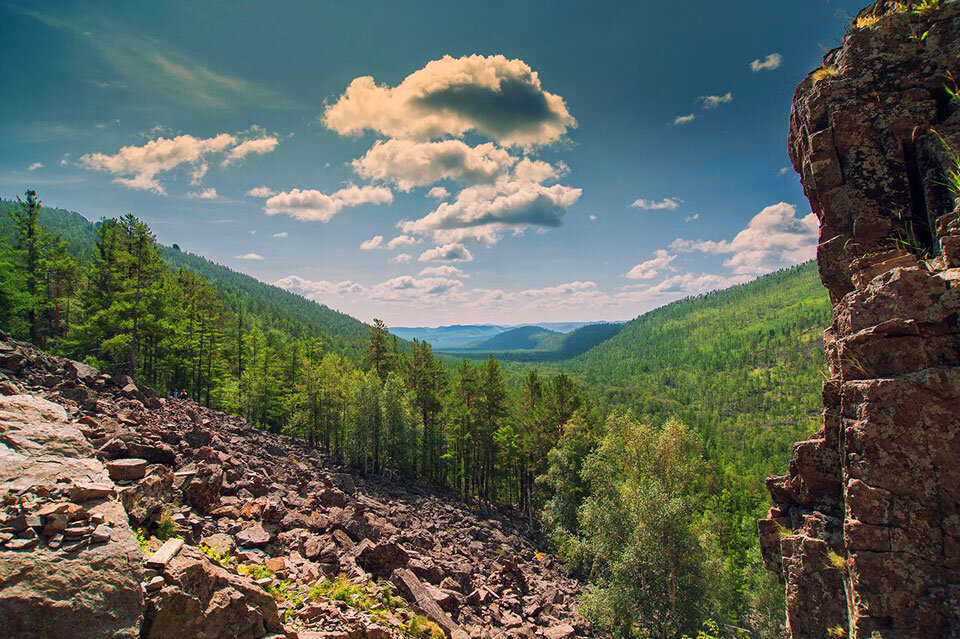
[{"x1": 812, "y1": 66, "x2": 839, "y2": 83}]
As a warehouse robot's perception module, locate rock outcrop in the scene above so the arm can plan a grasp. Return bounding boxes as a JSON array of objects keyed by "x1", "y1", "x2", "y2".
[
  {"x1": 0, "y1": 335, "x2": 590, "y2": 639},
  {"x1": 759, "y1": 3, "x2": 960, "y2": 638},
  {"x1": 0, "y1": 394, "x2": 145, "y2": 638}
]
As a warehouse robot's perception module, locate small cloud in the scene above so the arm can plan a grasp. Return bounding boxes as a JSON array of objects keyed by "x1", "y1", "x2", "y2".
[
  {"x1": 427, "y1": 186, "x2": 450, "y2": 200},
  {"x1": 631, "y1": 197, "x2": 682, "y2": 211},
  {"x1": 588, "y1": 214, "x2": 598, "y2": 221},
  {"x1": 187, "y1": 187, "x2": 218, "y2": 200},
  {"x1": 418, "y1": 243, "x2": 474, "y2": 263},
  {"x1": 247, "y1": 185, "x2": 277, "y2": 197},
  {"x1": 360, "y1": 235, "x2": 384, "y2": 250},
  {"x1": 778, "y1": 166, "x2": 791, "y2": 176},
  {"x1": 221, "y1": 136, "x2": 279, "y2": 167},
  {"x1": 386, "y1": 235, "x2": 418, "y2": 250},
  {"x1": 188, "y1": 187, "x2": 218, "y2": 200},
  {"x1": 697, "y1": 92, "x2": 732, "y2": 109},
  {"x1": 59, "y1": 154, "x2": 70, "y2": 166},
  {"x1": 273, "y1": 232, "x2": 288, "y2": 238},
  {"x1": 624, "y1": 249, "x2": 676, "y2": 280},
  {"x1": 419, "y1": 265, "x2": 469, "y2": 278},
  {"x1": 391, "y1": 253, "x2": 412, "y2": 263},
  {"x1": 751, "y1": 53, "x2": 782, "y2": 72},
  {"x1": 235, "y1": 252, "x2": 264, "y2": 260},
  {"x1": 684, "y1": 213, "x2": 700, "y2": 222},
  {"x1": 673, "y1": 114, "x2": 696, "y2": 126},
  {"x1": 27, "y1": 162, "x2": 44, "y2": 171}
]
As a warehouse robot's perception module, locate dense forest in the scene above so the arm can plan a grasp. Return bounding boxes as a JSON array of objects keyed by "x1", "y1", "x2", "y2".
[{"x1": 0, "y1": 191, "x2": 833, "y2": 638}]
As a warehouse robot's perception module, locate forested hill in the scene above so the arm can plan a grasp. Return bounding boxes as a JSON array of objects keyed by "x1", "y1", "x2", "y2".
[
  {"x1": 562, "y1": 261, "x2": 831, "y2": 483},
  {"x1": 0, "y1": 199, "x2": 372, "y2": 360}
]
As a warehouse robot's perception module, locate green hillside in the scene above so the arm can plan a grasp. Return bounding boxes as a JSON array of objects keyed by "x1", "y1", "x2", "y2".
[
  {"x1": 0, "y1": 200, "x2": 373, "y2": 361},
  {"x1": 474, "y1": 325, "x2": 560, "y2": 350},
  {"x1": 438, "y1": 322, "x2": 624, "y2": 362},
  {"x1": 562, "y1": 261, "x2": 830, "y2": 485}
]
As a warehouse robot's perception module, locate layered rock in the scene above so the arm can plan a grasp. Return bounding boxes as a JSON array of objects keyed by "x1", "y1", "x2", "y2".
[
  {"x1": 760, "y1": 3, "x2": 960, "y2": 638},
  {"x1": 0, "y1": 394, "x2": 144, "y2": 639}
]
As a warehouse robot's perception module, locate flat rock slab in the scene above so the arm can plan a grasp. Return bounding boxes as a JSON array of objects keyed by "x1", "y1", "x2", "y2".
[
  {"x1": 107, "y1": 458, "x2": 148, "y2": 481},
  {"x1": 145, "y1": 538, "x2": 184, "y2": 570}
]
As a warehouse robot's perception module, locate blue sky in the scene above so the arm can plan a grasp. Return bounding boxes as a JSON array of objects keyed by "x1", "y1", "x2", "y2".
[{"x1": 0, "y1": 0, "x2": 863, "y2": 325}]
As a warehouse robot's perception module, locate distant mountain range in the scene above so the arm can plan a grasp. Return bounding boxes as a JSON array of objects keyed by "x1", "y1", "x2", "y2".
[{"x1": 389, "y1": 321, "x2": 619, "y2": 349}]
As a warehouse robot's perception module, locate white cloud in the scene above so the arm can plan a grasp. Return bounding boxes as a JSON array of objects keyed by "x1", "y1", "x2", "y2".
[
  {"x1": 673, "y1": 114, "x2": 696, "y2": 126},
  {"x1": 247, "y1": 185, "x2": 277, "y2": 197},
  {"x1": 323, "y1": 54, "x2": 576, "y2": 147},
  {"x1": 59, "y1": 154, "x2": 70, "y2": 166},
  {"x1": 427, "y1": 186, "x2": 450, "y2": 200},
  {"x1": 189, "y1": 161, "x2": 208, "y2": 184},
  {"x1": 642, "y1": 272, "x2": 753, "y2": 295},
  {"x1": 27, "y1": 162, "x2": 43, "y2": 171},
  {"x1": 221, "y1": 136, "x2": 279, "y2": 167},
  {"x1": 670, "y1": 202, "x2": 818, "y2": 274},
  {"x1": 264, "y1": 184, "x2": 393, "y2": 222},
  {"x1": 273, "y1": 232, "x2": 288, "y2": 238},
  {"x1": 751, "y1": 53, "x2": 782, "y2": 72},
  {"x1": 391, "y1": 253, "x2": 413, "y2": 263},
  {"x1": 360, "y1": 235, "x2": 384, "y2": 250},
  {"x1": 79, "y1": 133, "x2": 236, "y2": 192},
  {"x1": 631, "y1": 197, "x2": 681, "y2": 211},
  {"x1": 352, "y1": 139, "x2": 516, "y2": 191},
  {"x1": 187, "y1": 187, "x2": 218, "y2": 200},
  {"x1": 419, "y1": 265, "x2": 469, "y2": 278},
  {"x1": 386, "y1": 235, "x2": 418, "y2": 250},
  {"x1": 588, "y1": 214, "x2": 598, "y2": 221},
  {"x1": 401, "y1": 174, "x2": 581, "y2": 245},
  {"x1": 274, "y1": 275, "x2": 368, "y2": 299},
  {"x1": 370, "y1": 276, "x2": 464, "y2": 303},
  {"x1": 684, "y1": 213, "x2": 700, "y2": 222},
  {"x1": 778, "y1": 166, "x2": 791, "y2": 176},
  {"x1": 698, "y1": 92, "x2": 732, "y2": 109},
  {"x1": 624, "y1": 249, "x2": 676, "y2": 280},
  {"x1": 418, "y1": 243, "x2": 474, "y2": 263},
  {"x1": 234, "y1": 252, "x2": 264, "y2": 260}
]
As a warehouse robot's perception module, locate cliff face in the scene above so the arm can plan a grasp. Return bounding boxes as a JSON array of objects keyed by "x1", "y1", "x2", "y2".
[{"x1": 759, "y1": 2, "x2": 960, "y2": 638}]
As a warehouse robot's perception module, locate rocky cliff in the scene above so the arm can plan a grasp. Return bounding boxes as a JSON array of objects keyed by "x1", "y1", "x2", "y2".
[
  {"x1": 0, "y1": 336, "x2": 588, "y2": 639},
  {"x1": 759, "y1": 2, "x2": 960, "y2": 638}
]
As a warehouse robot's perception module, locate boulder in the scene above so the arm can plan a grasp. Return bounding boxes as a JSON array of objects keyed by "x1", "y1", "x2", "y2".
[
  {"x1": 106, "y1": 458, "x2": 148, "y2": 481},
  {"x1": 142, "y1": 545, "x2": 282, "y2": 639},
  {"x1": 179, "y1": 462, "x2": 223, "y2": 513},
  {"x1": 236, "y1": 523, "x2": 272, "y2": 548},
  {"x1": 391, "y1": 568, "x2": 469, "y2": 639},
  {"x1": 355, "y1": 539, "x2": 409, "y2": 578}
]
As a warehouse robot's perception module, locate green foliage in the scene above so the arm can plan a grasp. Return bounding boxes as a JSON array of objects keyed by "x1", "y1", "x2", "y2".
[
  {"x1": 238, "y1": 563, "x2": 274, "y2": 580},
  {"x1": 932, "y1": 129, "x2": 960, "y2": 199},
  {"x1": 134, "y1": 527, "x2": 149, "y2": 554},
  {"x1": 407, "y1": 615, "x2": 445, "y2": 639},
  {"x1": 198, "y1": 542, "x2": 234, "y2": 568},
  {"x1": 155, "y1": 510, "x2": 181, "y2": 541}
]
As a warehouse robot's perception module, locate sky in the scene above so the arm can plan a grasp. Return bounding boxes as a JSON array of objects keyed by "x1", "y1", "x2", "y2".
[{"x1": 0, "y1": 0, "x2": 865, "y2": 326}]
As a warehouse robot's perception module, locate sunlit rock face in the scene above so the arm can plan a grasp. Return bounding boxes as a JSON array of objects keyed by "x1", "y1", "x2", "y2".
[{"x1": 759, "y1": 2, "x2": 960, "y2": 638}]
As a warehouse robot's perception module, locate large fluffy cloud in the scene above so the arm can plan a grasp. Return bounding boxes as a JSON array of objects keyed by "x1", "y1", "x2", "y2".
[
  {"x1": 401, "y1": 173, "x2": 581, "y2": 245},
  {"x1": 670, "y1": 202, "x2": 818, "y2": 274},
  {"x1": 323, "y1": 54, "x2": 576, "y2": 147},
  {"x1": 79, "y1": 130, "x2": 280, "y2": 192},
  {"x1": 264, "y1": 185, "x2": 393, "y2": 222},
  {"x1": 352, "y1": 139, "x2": 516, "y2": 191},
  {"x1": 79, "y1": 133, "x2": 236, "y2": 192}
]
